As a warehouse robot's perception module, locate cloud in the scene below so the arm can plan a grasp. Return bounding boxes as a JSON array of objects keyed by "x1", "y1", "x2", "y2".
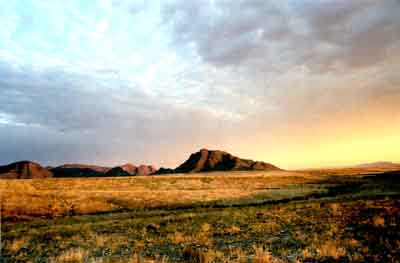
[
  {"x1": 159, "y1": 0, "x2": 400, "y2": 133},
  {"x1": 0, "y1": 0, "x2": 399, "y2": 168},
  {"x1": 162, "y1": 0, "x2": 400, "y2": 72},
  {"x1": 0, "y1": 60, "x2": 247, "y2": 166}
]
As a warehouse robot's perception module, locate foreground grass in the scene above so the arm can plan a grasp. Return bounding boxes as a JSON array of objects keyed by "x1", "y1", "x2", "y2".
[
  {"x1": 2, "y1": 196, "x2": 399, "y2": 262},
  {"x1": 1, "y1": 169, "x2": 400, "y2": 262}
]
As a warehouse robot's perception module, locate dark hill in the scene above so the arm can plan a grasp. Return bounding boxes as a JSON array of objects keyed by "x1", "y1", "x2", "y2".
[
  {"x1": 120, "y1": 163, "x2": 137, "y2": 175},
  {"x1": 152, "y1": 167, "x2": 175, "y2": 175},
  {"x1": 51, "y1": 166, "x2": 106, "y2": 178},
  {"x1": 136, "y1": 164, "x2": 157, "y2": 176},
  {"x1": 0, "y1": 161, "x2": 53, "y2": 179},
  {"x1": 55, "y1": 164, "x2": 111, "y2": 173},
  {"x1": 154, "y1": 149, "x2": 280, "y2": 174},
  {"x1": 52, "y1": 163, "x2": 157, "y2": 177},
  {"x1": 105, "y1": 166, "x2": 132, "y2": 177},
  {"x1": 119, "y1": 163, "x2": 157, "y2": 176}
]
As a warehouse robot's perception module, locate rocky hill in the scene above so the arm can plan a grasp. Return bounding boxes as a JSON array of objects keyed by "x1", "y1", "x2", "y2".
[
  {"x1": 120, "y1": 163, "x2": 137, "y2": 174},
  {"x1": 154, "y1": 149, "x2": 280, "y2": 174},
  {"x1": 136, "y1": 164, "x2": 157, "y2": 176},
  {"x1": 105, "y1": 166, "x2": 132, "y2": 177},
  {"x1": 54, "y1": 164, "x2": 111, "y2": 172},
  {"x1": 50, "y1": 165, "x2": 108, "y2": 178},
  {"x1": 115, "y1": 163, "x2": 157, "y2": 176},
  {"x1": 0, "y1": 161, "x2": 53, "y2": 179},
  {"x1": 51, "y1": 163, "x2": 156, "y2": 177}
]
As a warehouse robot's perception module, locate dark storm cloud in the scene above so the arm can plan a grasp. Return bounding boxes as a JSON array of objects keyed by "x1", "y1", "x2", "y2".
[{"x1": 162, "y1": 0, "x2": 400, "y2": 72}]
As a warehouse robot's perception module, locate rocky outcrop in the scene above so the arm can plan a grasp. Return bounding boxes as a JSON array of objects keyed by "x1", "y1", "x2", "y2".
[
  {"x1": 105, "y1": 166, "x2": 132, "y2": 177},
  {"x1": 136, "y1": 165, "x2": 157, "y2": 176},
  {"x1": 118, "y1": 163, "x2": 157, "y2": 176},
  {"x1": 121, "y1": 163, "x2": 137, "y2": 175},
  {"x1": 0, "y1": 161, "x2": 53, "y2": 179},
  {"x1": 154, "y1": 149, "x2": 280, "y2": 174}
]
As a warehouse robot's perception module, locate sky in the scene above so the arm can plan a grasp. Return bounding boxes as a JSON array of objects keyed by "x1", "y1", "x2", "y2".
[{"x1": 0, "y1": 0, "x2": 399, "y2": 169}]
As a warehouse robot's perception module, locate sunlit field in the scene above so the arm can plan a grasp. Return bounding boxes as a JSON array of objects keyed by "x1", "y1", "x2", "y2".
[
  {"x1": 1, "y1": 171, "x2": 325, "y2": 220},
  {"x1": 2, "y1": 168, "x2": 399, "y2": 262},
  {"x1": 2, "y1": 0, "x2": 400, "y2": 262}
]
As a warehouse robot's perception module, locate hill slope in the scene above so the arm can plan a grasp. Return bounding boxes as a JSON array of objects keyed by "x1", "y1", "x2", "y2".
[
  {"x1": 119, "y1": 163, "x2": 157, "y2": 176},
  {"x1": 51, "y1": 163, "x2": 157, "y2": 177},
  {"x1": 156, "y1": 149, "x2": 280, "y2": 174},
  {"x1": 0, "y1": 161, "x2": 53, "y2": 179},
  {"x1": 105, "y1": 166, "x2": 132, "y2": 177},
  {"x1": 55, "y1": 164, "x2": 111, "y2": 172},
  {"x1": 50, "y1": 165, "x2": 107, "y2": 178},
  {"x1": 355, "y1": 161, "x2": 400, "y2": 169}
]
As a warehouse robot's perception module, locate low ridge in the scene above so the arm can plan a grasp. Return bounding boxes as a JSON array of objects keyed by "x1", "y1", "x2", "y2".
[
  {"x1": 51, "y1": 165, "x2": 107, "y2": 178},
  {"x1": 109, "y1": 163, "x2": 157, "y2": 176},
  {"x1": 105, "y1": 166, "x2": 132, "y2": 177},
  {"x1": 55, "y1": 164, "x2": 111, "y2": 173},
  {"x1": 51, "y1": 163, "x2": 156, "y2": 177},
  {"x1": 355, "y1": 161, "x2": 400, "y2": 169}
]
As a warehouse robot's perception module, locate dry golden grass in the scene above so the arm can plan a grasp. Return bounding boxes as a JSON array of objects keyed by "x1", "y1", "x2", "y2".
[
  {"x1": 2, "y1": 168, "x2": 398, "y2": 262},
  {"x1": 253, "y1": 246, "x2": 282, "y2": 263},
  {"x1": 329, "y1": 202, "x2": 342, "y2": 216},
  {"x1": 168, "y1": 231, "x2": 185, "y2": 245},
  {"x1": 315, "y1": 240, "x2": 346, "y2": 260},
  {"x1": 301, "y1": 248, "x2": 312, "y2": 259},
  {"x1": 225, "y1": 225, "x2": 241, "y2": 234},
  {"x1": 3, "y1": 196, "x2": 399, "y2": 262},
  {"x1": 48, "y1": 247, "x2": 89, "y2": 262},
  {"x1": 7, "y1": 236, "x2": 30, "y2": 252},
  {"x1": 201, "y1": 223, "x2": 211, "y2": 232},
  {"x1": 0, "y1": 170, "x2": 325, "y2": 219},
  {"x1": 372, "y1": 215, "x2": 385, "y2": 227}
]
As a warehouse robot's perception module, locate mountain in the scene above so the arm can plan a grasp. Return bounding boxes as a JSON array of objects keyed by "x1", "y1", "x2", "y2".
[
  {"x1": 154, "y1": 149, "x2": 280, "y2": 174},
  {"x1": 355, "y1": 162, "x2": 400, "y2": 169},
  {"x1": 51, "y1": 166, "x2": 106, "y2": 178},
  {"x1": 136, "y1": 164, "x2": 157, "y2": 176},
  {"x1": 0, "y1": 161, "x2": 53, "y2": 179},
  {"x1": 55, "y1": 164, "x2": 111, "y2": 173},
  {"x1": 51, "y1": 163, "x2": 156, "y2": 177},
  {"x1": 118, "y1": 163, "x2": 157, "y2": 176},
  {"x1": 121, "y1": 163, "x2": 137, "y2": 175},
  {"x1": 105, "y1": 166, "x2": 132, "y2": 177},
  {"x1": 50, "y1": 164, "x2": 111, "y2": 177}
]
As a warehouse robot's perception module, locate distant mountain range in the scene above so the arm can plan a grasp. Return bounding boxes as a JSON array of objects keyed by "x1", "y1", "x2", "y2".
[
  {"x1": 52, "y1": 164, "x2": 111, "y2": 173},
  {"x1": 49, "y1": 163, "x2": 157, "y2": 178},
  {"x1": 7, "y1": 149, "x2": 397, "y2": 179},
  {"x1": 354, "y1": 161, "x2": 400, "y2": 169},
  {"x1": 108, "y1": 164, "x2": 157, "y2": 177},
  {"x1": 154, "y1": 148, "x2": 281, "y2": 174},
  {"x1": 0, "y1": 148, "x2": 281, "y2": 179},
  {"x1": 0, "y1": 162, "x2": 157, "y2": 179}
]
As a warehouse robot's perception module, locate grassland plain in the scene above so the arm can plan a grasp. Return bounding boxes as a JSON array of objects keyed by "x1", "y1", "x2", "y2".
[{"x1": 1, "y1": 169, "x2": 400, "y2": 262}]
